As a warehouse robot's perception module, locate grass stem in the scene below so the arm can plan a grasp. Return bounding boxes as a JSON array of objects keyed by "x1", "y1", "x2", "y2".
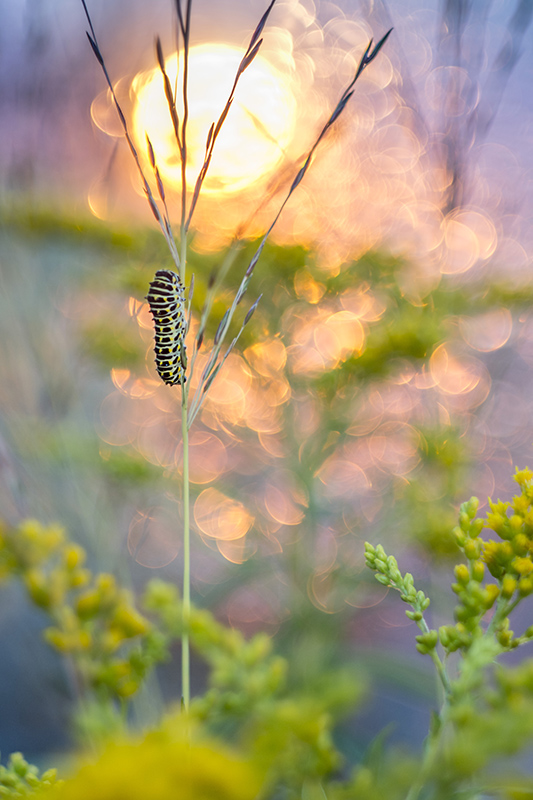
[{"x1": 181, "y1": 392, "x2": 191, "y2": 709}]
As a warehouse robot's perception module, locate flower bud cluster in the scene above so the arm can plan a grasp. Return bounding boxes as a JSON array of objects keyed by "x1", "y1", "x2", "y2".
[
  {"x1": 0, "y1": 751, "x2": 60, "y2": 797},
  {"x1": 447, "y1": 469, "x2": 533, "y2": 650},
  {"x1": 144, "y1": 579, "x2": 288, "y2": 718},
  {"x1": 366, "y1": 468, "x2": 533, "y2": 660},
  {"x1": 483, "y1": 469, "x2": 533, "y2": 593},
  {"x1": 365, "y1": 468, "x2": 533, "y2": 788},
  {"x1": 0, "y1": 519, "x2": 158, "y2": 701},
  {"x1": 364, "y1": 543, "x2": 435, "y2": 654},
  {"x1": 444, "y1": 496, "x2": 500, "y2": 649},
  {"x1": 143, "y1": 579, "x2": 341, "y2": 782}
]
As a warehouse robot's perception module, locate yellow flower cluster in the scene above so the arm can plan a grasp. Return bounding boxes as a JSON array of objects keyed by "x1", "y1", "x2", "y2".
[
  {"x1": 45, "y1": 725, "x2": 261, "y2": 800},
  {"x1": 483, "y1": 468, "x2": 533, "y2": 594},
  {"x1": 446, "y1": 468, "x2": 533, "y2": 651},
  {"x1": 0, "y1": 519, "x2": 153, "y2": 701}
]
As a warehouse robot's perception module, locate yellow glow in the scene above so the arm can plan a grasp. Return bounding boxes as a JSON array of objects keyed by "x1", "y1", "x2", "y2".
[
  {"x1": 194, "y1": 488, "x2": 254, "y2": 541},
  {"x1": 131, "y1": 43, "x2": 297, "y2": 194}
]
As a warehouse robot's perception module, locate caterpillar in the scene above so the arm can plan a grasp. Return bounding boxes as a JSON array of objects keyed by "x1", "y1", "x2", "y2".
[{"x1": 145, "y1": 269, "x2": 187, "y2": 386}]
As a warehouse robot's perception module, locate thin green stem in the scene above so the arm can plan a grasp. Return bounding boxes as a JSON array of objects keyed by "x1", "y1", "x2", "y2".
[
  {"x1": 428, "y1": 648, "x2": 452, "y2": 698},
  {"x1": 404, "y1": 721, "x2": 443, "y2": 800},
  {"x1": 177, "y1": 0, "x2": 192, "y2": 711},
  {"x1": 402, "y1": 616, "x2": 453, "y2": 800},
  {"x1": 404, "y1": 678, "x2": 454, "y2": 800},
  {"x1": 417, "y1": 617, "x2": 453, "y2": 698},
  {"x1": 181, "y1": 392, "x2": 190, "y2": 710},
  {"x1": 486, "y1": 592, "x2": 520, "y2": 636}
]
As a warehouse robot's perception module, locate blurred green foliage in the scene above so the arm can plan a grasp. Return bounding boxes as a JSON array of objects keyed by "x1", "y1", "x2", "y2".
[
  {"x1": 3, "y1": 478, "x2": 533, "y2": 797},
  {"x1": 3, "y1": 210, "x2": 533, "y2": 797},
  {"x1": 0, "y1": 752, "x2": 59, "y2": 797}
]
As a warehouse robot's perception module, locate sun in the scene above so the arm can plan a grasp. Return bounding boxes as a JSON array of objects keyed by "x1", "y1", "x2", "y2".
[{"x1": 131, "y1": 43, "x2": 297, "y2": 195}]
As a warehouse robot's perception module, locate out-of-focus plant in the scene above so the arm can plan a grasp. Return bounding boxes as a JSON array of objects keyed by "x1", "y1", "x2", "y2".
[
  {"x1": 364, "y1": 466, "x2": 533, "y2": 799},
  {"x1": 5, "y1": 469, "x2": 533, "y2": 797},
  {"x1": 0, "y1": 518, "x2": 359, "y2": 796},
  {"x1": 0, "y1": 519, "x2": 161, "y2": 710},
  {"x1": 44, "y1": 726, "x2": 262, "y2": 800}
]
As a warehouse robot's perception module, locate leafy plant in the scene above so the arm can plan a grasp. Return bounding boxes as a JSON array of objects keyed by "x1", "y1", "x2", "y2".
[
  {"x1": 365, "y1": 467, "x2": 533, "y2": 798},
  {"x1": 5, "y1": 468, "x2": 533, "y2": 797}
]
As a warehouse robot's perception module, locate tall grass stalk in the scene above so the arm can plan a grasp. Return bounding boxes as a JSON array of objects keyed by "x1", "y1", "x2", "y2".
[{"x1": 81, "y1": 0, "x2": 390, "y2": 710}]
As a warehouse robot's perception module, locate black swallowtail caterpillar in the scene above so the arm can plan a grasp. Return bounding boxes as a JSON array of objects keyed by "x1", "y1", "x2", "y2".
[{"x1": 145, "y1": 269, "x2": 187, "y2": 386}]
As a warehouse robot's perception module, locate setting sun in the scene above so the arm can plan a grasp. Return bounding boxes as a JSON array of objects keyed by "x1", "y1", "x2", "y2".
[{"x1": 131, "y1": 43, "x2": 297, "y2": 195}]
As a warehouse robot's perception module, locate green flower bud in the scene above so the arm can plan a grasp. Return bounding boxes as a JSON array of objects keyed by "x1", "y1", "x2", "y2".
[
  {"x1": 76, "y1": 630, "x2": 92, "y2": 650},
  {"x1": 459, "y1": 511, "x2": 470, "y2": 530},
  {"x1": 512, "y1": 533, "x2": 530, "y2": 555},
  {"x1": 117, "y1": 679, "x2": 140, "y2": 698},
  {"x1": 454, "y1": 564, "x2": 470, "y2": 585},
  {"x1": 101, "y1": 630, "x2": 124, "y2": 653},
  {"x1": 76, "y1": 590, "x2": 101, "y2": 619},
  {"x1": 483, "y1": 584, "x2": 500, "y2": 607},
  {"x1": 455, "y1": 605, "x2": 469, "y2": 623},
  {"x1": 64, "y1": 544, "x2": 86, "y2": 570},
  {"x1": 244, "y1": 632, "x2": 272, "y2": 664},
  {"x1": 518, "y1": 576, "x2": 533, "y2": 596},
  {"x1": 143, "y1": 578, "x2": 180, "y2": 612},
  {"x1": 514, "y1": 467, "x2": 533, "y2": 486},
  {"x1": 111, "y1": 605, "x2": 150, "y2": 638},
  {"x1": 501, "y1": 575, "x2": 517, "y2": 599},
  {"x1": 44, "y1": 627, "x2": 69, "y2": 652},
  {"x1": 438, "y1": 626, "x2": 451, "y2": 647},
  {"x1": 464, "y1": 539, "x2": 481, "y2": 560},
  {"x1": 69, "y1": 568, "x2": 91, "y2": 589},
  {"x1": 96, "y1": 573, "x2": 117, "y2": 602},
  {"x1": 416, "y1": 629, "x2": 439, "y2": 654},
  {"x1": 41, "y1": 768, "x2": 58, "y2": 785},
  {"x1": 454, "y1": 526, "x2": 466, "y2": 547},
  {"x1": 497, "y1": 628, "x2": 513, "y2": 647},
  {"x1": 464, "y1": 497, "x2": 479, "y2": 519},
  {"x1": 512, "y1": 556, "x2": 533, "y2": 576},
  {"x1": 10, "y1": 752, "x2": 29, "y2": 778},
  {"x1": 509, "y1": 514, "x2": 524, "y2": 533},
  {"x1": 24, "y1": 569, "x2": 52, "y2": 609},
  {"x1": 364, "y1": 543, "x2": 376, "y2": 567},
  {"x1": 416, "y1": 590, "x2": 427, "y2": 605}
]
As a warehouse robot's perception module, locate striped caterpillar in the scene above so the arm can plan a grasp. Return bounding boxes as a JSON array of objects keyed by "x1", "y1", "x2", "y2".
[{"x1": 145, "y1": 269, "x2": 187, "y2": 386}]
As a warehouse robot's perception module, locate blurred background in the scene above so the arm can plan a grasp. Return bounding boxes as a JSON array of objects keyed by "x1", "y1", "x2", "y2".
[{"x1": 1, "y1": 0, "x2": 533, "y2": 772}]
